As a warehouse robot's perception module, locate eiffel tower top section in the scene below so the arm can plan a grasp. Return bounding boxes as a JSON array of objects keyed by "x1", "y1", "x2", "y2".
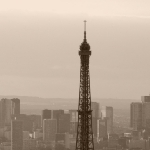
[{"x1": 79, "y1": 21, "x2": 91, "y2": 56}]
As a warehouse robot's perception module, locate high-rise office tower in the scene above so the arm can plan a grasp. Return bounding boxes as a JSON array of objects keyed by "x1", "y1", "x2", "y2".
[
  {"x1": 53, "y1": 110, "x2": 64, "y2": 119},
  {"x1": 11, "y1": 120, "x2": 23, "y2": 150},
  {"x1": 43, "y1": 119, "x2": 57, "y2": 142},
  {"x1": 91, "y1": 102, "x2": 99, "y2": 118},
  {"x1": 1, "y1": 99, "x2": 11, "y2": 126},
  {"x1": 41, "y1": 109, "x2": 52, "y2": 127},
  {"x1": 28, "y1": 114, "x2": 41, "y2": 130},
  {"x1": 91, "y1": 102, "x2": 100, "y2": 137},
  {"x1": 130, "y1": 102, "x2": 142, "y2": 131},
  {"x1": 76, "y1": 21, "x2": 94, "y2": 150},
  {"x1": 142, "y1": 96, "x2": 150, "y2": 129},
  {"x1": 69, "y1": 110, "x2": 78, "y2": 135},
  {"x1": 0, "y1": 98, "x2": 20, "y2": 127},
  {"x1": 16, "y1": 114, "x2": 34, "y2": 132},
  {"x1": 101, "y1": 106, "x2": 113, "y2": 134},
  {"x1": 69, "y1": 110, "x2": 78, "y2": 122},
  {"x1": 97, "y1": 118, "x2": 107, "y2": 141},
  {"x1": 58, "y1": 114, "x2": 70, "y2": 133},
  {"x1": 53, "y1": 110, "x2": 64, "y2": 132},
  {"x1": 11, "y1": 98, "x2": 20, "y2": 116},
  {"x1": 92, "y1": 118, "x2": 97, "y2": 138}
]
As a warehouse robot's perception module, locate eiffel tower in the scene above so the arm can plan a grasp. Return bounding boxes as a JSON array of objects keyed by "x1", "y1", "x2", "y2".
[{"x1": 75, "y1": 21, "x2": 94, "y2": 150}]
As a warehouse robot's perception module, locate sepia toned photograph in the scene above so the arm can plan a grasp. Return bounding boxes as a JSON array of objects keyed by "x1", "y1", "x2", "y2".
[{"x1": 0, "y1": 1, "x2": 150, "y2": 150}]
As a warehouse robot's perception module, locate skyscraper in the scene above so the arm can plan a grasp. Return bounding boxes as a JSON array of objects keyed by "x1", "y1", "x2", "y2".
[
  {"x1": 53, "y1": 110, "x2": 64, "y2": 119},
  {"x1": 28, "y1": 114, "x2": 41, "y2": 130},
  {"x1": 52, "y1": 110, "x2": 64, "y2": 132},
  {"x1": 11, "y1": 120, "x2": 23, "y2": 150},
  {"x1": 130, "y1": 102, "x2": 142, "y2": 131},
  {"x1": 41, "y1": 109, "x2": 52, "y2": 127},
  {"x1": 76, "y1": 21, "x2": 94, "y2": 150},
  {"x1": 11, "y1": 98, "x2": 20, "y2": 116},
  {"x1": 1, "y1": 99, "x2": 11, "y2": 126},
  {"x1": 16, "y1": 114, "x2": 34, "y2": 132},
  {"x1": 69, "y1": 110, "x2": 78, "y2": 122},
  {"x1": 43, "y1": 119, "x2": 57, "y2": 142},
  {"x1": 58, "y1": 114, "x2": 70, "y2": 133},
  {"x1": 101, "y1": 106, "x2": 113, "y2": 134},
  {"x1": 142, "y1": 96, "x2": 150, "y2": 129},
  {"x1": 0, "y1": 98, "x2": 20, "y2": 127},
  {"x1": 91, "y1": 102, "x2": 99, "y2": 118},
  {"x1": 91, "y1": 102, "x2": 100, "y2": 137},
  {"x1": 69, "y1": 110, "x2": 78, "y2": 136},
  {"x1": 97, "y1": 118, "x2": 107, "y2": 141}
]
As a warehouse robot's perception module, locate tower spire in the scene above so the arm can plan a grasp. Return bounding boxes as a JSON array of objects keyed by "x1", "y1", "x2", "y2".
[{"x1": 84, "y1": 20, "x2": 87, "y2": 41}]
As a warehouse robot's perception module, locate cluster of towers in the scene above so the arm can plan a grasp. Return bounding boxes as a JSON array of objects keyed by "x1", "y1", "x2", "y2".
[
  {"x1": 0, "y1": 97, "x2": 113, "y2": 150},
  {"x1": 0, "y1": 98, "x2": 42, "y2": 150},
  {"x1": 0, "y1": 22, "x2": 114, "y2": 150}
]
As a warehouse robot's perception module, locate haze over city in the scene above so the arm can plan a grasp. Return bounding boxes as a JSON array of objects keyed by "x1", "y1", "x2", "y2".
[
  {"x1": 0, "y1": 0, "x2": 150, "y2": 99},
  {"x1": 1, "y1": 1, "x2": 150, "y2": 150}
]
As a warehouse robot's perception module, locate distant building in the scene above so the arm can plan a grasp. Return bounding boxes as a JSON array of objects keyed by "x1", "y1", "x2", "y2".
[
  {"x1": 33, "y1": 129, "x2": 43, "y2": 139},
  {"x1": 42, "y1": 110, "x2": 64, "y2": 132},
  {"x1": 53, "y1": 110, "x2": 64, "y2": 131},
  {"x1": 55, "y1": 133, "x2": 70, "y2": 149},
  {"x1": 28, "y1": 115, "x2": 41, "y2": 130},
  {"x1": 41, "y1": 109, "x2": 52, "y2": 127},
  {"x1": 23, "y1": 139, "x2": 37, "y2": 150},
  {"x1": 11, "y1": 120, "x2": 23, "y2": 150},
  {"x1": 15, "y1": 114, "x2": 33, "y2": 132},
  {"x1": 131, "y1": 130, "x2": 142, "y2": 140},
  {"x1": 53, "y1": 110, "x2": 64, "y2": 119},
  {"x1": 70, "y1": 122, "x2": 78, "y2": 136},
  {"x1": 58, "y1": 114, "x2": 70, "y2": 133},
  {"x1": 11, "y1": 98, "x2": 20, "y2": 116},
  {"x1": 23, "y1": 131, "x2": 30, "y2": 140},
  {"x1": 101, "y1": 106, "x2": 113, "y2": 134},
  {"x1": 128, "y1": 139, "x2": 148, "y2": 150},
  {"x1": 1, "y1": 99, "x2": 12, "y2": 126},
  {"x1": 91, "y1": 102, "x2": 100, "y2": 118},
  {"x1": 69, "y1": 110, "x2": 78, "y2": 122},
  {"x1": 142, "y1": 96, "x2": 150, "y2": 129},
  {"x1": 43, "y1": 119, "x2": 57, "y2": 142},
  {"x1": 92, "y1": 117, "x2": 98, "y2": 138},
  {"x1": 0, "y1": 98, "x2": 20, "y2": 127},
  {"x1": 4, "y1": 130, "x2": 11, "y2": 141},
  {"x1": 91, "y1": 102, "x2": 100, "y2": 137},
  {"x1": 130, "y1": 96, "x2": 150, "y2": 131},
  {"x1": 142, "y1": 96, "x2": 150, "y2": 103},
  {"x1": 130, "y1": 102, "x2": 142, "y2": 131},
  {"x1": 69, "y1": 110, "x2": 78, "y2": 136},
  {"x1": 97, "y1": 118, "x2": 107, "y2": 141},
  {"x1": 0, "y1": 142, "x2": 11, "y2": 150}
]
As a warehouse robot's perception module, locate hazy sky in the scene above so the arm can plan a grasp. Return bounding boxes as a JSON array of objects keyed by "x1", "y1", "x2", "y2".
[{"x1": 0, "y1": 0, "x2": 150, "y2": 99}]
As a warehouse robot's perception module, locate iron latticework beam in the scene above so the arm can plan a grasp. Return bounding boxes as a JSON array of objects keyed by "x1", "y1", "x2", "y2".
[{"x1": 76, "y1": 21, "x2": 94, "y2": 150}]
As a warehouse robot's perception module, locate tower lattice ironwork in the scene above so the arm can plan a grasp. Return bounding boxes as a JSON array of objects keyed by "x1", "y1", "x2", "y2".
[{"x1": 76, "y1": 21, "x2": 94, "y2": 150}]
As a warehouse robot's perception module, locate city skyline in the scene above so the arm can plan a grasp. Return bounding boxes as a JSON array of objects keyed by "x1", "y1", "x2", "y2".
[
  {"x1": 1, "y1": 1, "x2": 150, "y2": 149},
  {"x1": 0, "y1": 1, "x2": 150, "y2": 99}
]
